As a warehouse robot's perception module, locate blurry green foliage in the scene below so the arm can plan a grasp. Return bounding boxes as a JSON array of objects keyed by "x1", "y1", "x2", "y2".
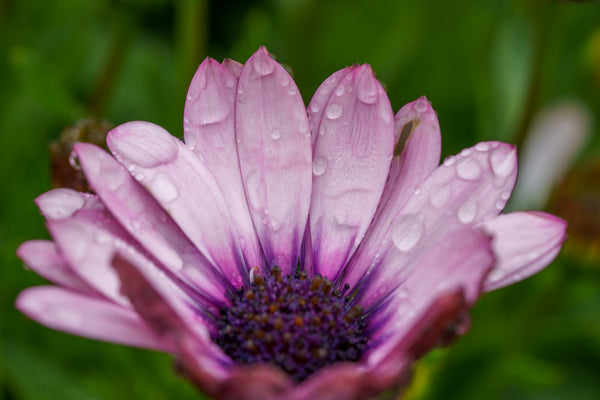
[{"x1": 1, "y1": 0, "x2": 599, "y2": 399}]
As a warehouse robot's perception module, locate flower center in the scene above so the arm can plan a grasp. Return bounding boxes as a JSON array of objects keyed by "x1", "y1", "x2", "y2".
[{"x1": 213, "y1": 266, "x2": 368, "y2": 382}]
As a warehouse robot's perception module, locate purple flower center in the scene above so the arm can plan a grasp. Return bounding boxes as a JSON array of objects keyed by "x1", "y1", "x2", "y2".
[{"x1": 213, "y1": 266, "x2": 368, "y2": 382}]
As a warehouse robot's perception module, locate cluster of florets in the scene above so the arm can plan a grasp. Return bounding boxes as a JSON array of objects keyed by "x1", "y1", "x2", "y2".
[{"x1": 213, "y1": 266, "x2": 368, "y2": 382}]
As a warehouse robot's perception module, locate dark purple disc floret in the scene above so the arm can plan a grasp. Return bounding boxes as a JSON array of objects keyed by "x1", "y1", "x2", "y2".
[{"x1": 213, "y1": 266, "x2": 368, "y2": 382}]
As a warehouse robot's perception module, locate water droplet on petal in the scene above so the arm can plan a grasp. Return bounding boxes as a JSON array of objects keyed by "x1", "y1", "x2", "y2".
[
  {"x1": 312, "y1": 157, "x2": 328, "y2": 176},
  {"x1": 151, "y1": 173, "x2": 179, "y2": 203},
  {"x1": 457, "y1": 200, "x2": 478, "y2": 224},
  {"x1": 490, "y1": 147, "x2": 516, "y2": 177},
  {"x1": 244, "y1": 170, "x2": 264, "y2": 211},
  {"x1": 391, "y1": 215, "x2": 423, "y2": 252},
  {"x1": 225, "y1": 78, "x2": 235, "y2": 88},
  {"x1": 357, "y1": 68, "x2": 378, "y2": 104},
  {"x1": 288, "y1": 85, "x2": 298, "y2": 96},
  {"x1": 430, "y1": 185, "x2": 451, "y2": 208},
  {"x1": 319, "y1": 126, "x2": 326, "y2": 136},
  {"x1": 325, "y1": 103, "x2": 343, "y2": 120},
  {"x1": 443, "y1": 157, "x2": 456, "y2": 166},
  {"x1": 270, "y1": 129, "x2": 281, "y2": 140},
  {"x1": 310, "y1": 102, "x2": 320, "y2": 113},
  {"x1": 253, "y1": 53, "x2": 275, "y2": 76},
  {"x1": 500, "y1": 191, "x2": 511, "y2": 200},
  {"x1": 95, "y1": 230, "x2": 112, "y2": 244},
  {"x1": 495, "y1": 199, "x2": 506, "y2": 210},
  {"x1": 69, "y1": 152, "x2": 82, "y2": 170},
  {"x1": 269, "y1": 218, "x2": 281, "y2": 232},
  {"x1": 335, "y1": 85, "x2": 345, "y2": 96},
  {"x1": 456, "y1": 158, "x2": 482, "y2": 180},
  {"x1": 414, "y1": 98, "x2": 428, "y2": 113},
  {"x1": 475, "y1": 142, "x2": 490, "y2": 152}
]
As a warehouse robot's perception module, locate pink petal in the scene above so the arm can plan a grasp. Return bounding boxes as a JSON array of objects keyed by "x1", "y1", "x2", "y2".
[
  {"x1": 112, "y1": 252, "x2": 230, "y2": 368},
  {"x1": 293, "y1": 362, "x2": 405, "y2": 400},
  {"x1": 74, "y1": 143, "x2": 228, "y2": 302},
  {"x1": 367, "y1": 227, "x2": 494, "y2": 367},
  {"x1": 308, "y1": 64, "x2": 395, "y2": 278},
  {"x1": 184, "y1": 58, "x2": 264, "y2": 270},
  {"x1": 46, "y1": 210, "x2": 133, "y2": 306},
  {"x1": 106, "y1": 123, "x2": 248, "y2": 286},
  {"x1": 179, "y1": 346, "x2": 291, "y2": 400},
  {"x1": 35, "y1": 188, "x2": 100, "y2": 220},
  {"x1": 368, "y1": 290, "x2": 468, "y2": 381},
  {"x1": 340, "y1": 97, "x2": 441, "y2": 285},
  {"x1": 16, "y1": 286, "x2": 169, "y2": 351},
  {"x1": 222, "y1": 58, "x2": 243, "y2": 78},
  {"x1": 235, "y1": 47, "x2": 312, "y2": 273},
  {"x1": 307, "y1": 66, "x2": 354, "y2": 148},
  {"x1": 351, "y1": 142, "x2": 517, "y2": 306},
  {"x1": 481, "y1": 211, "x2": 567, "y2": 291},
  {"x1": 17, "y1": 240, "x2": 93, "y2": 292}
]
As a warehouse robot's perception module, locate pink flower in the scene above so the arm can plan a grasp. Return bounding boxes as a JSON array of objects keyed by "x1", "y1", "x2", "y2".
[{"x1": 16, "y1": 47, "x2": 566, "y2": 400}]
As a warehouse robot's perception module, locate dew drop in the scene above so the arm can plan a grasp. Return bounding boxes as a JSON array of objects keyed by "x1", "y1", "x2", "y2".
[
  {"x1": 443, "y1": 157, "x2": 456, "y2": 166},
  {"x1": 495, "y1": 199, "x2": 506, "y2": 210},
  {"x1": 457, "y1": 200, "x2": 478, "y2": 224},
  {"x1": 475, "y1": 142, "x2": 490, "y2": 152},
  {"x1": 269, "y1": 217, "x2": 281, "y2": 232},
  {"x1": 391, "y1": 215, "x2": 423, "y2": 252},
  {"x1": 225, "y1": 78, "x2": 235, "y2": 88},
  {"x1": 244, "y1": 170, "x2": 264, "y2": 211},
  {"x1": 335, "y1": 85, "x2": 345, "y2": 96},
  {"x1": 325, "y1": 103, "x2": 343, "y2": 120},
  {"x1": 312, "y1": 157, "x2": 328, "y2": 176},
  {"x1": 270, "y1": 129, "x2": 281, "y2": 140},
  {"x1": 95, "y1": 230, "x2": 112, "y2": 244},
  {"x1": 309, "y1": 102, "x2": 320, "y2": 113},
  {"x1": 253, "y1": 53, "x2": 275, "y2": 76},
  {"x1": 151, "y1": 174, "x2": 179, "y2": 203},
  {"x1": 319, "y1": 126, "x2": 326, "y2": 136},
  {"x1": 106, "y1": 168, "x2": 127, "y2": 191},
  {"x1": 69, "y1": 152, "x2": 82, "y2": 170},
  {"x1": 500, "y1": 191, "x2": 511, "y2": 200},
  {"x1": 430, "y1": 185, "x2": 451, "y2": 208},
  {"x1": 357, "y1": 69, "x2": 378, "y2": 104},
  {"x1": 490, "y1": 147, "x2": 515, "y2": 177},
  {"x1": 456, "y1": 158, "x2": 482, "y2": 180},
  {"x1": 414, "y1": 98, "x2": 428, "y2": 113},
  {"x1": 287, "y1": 85, "x2": 298, "y2": 96},
  {"x1": 460, "y1": 148, "x2": 472, "y2": 157}
]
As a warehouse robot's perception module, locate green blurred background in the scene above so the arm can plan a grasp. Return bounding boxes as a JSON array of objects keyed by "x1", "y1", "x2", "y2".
[{"x1": 1, "y1": 0, "x2": 600, "y2": 399}]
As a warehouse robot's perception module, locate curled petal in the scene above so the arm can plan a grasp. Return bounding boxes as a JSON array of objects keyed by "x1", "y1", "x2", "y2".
[
  {"x1": 36, "y1": 188, "x2": 100, "y2": 220},
  {"x1": 308, "y1": 65, "x2": 395, "y2": 278},
  {"x1": 16, "y1": 286, "x2": 168, "y2": 351},
  {"x1": 112, "y1": 251, "x2": 230, "y2": 367},
  {"x1": 17, "y1": 240, "x2": 92, "y2": 292},
  {"x1": 367, "y1": 227, "x2": 494, "y2": 367},
  {"x1": 106, "y1": 123, "x2": 248, "y2": 286},
  {"x1": 236, "y1": 47, "x2": 312, "y2": 273},
  {"x1": 74, "y1": 142, "x2": 228, "y2": 302},
  {"x1": 46, "y1": 209, "x2": 131, "y2": 306},
  {"x1": 482, "y1": 211, "x2": 567, "y2": 291},
  {"x1": 184, "y1": 58, "x2": 264, "y2": 269},
  {"x1": 368, "y1": 290, "x2": 470, "y2": 380}
]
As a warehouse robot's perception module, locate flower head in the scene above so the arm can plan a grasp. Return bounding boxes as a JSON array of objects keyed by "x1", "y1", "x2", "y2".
[{"x1": 16, "y1": 47, "x2": 566, "y2": 400}]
